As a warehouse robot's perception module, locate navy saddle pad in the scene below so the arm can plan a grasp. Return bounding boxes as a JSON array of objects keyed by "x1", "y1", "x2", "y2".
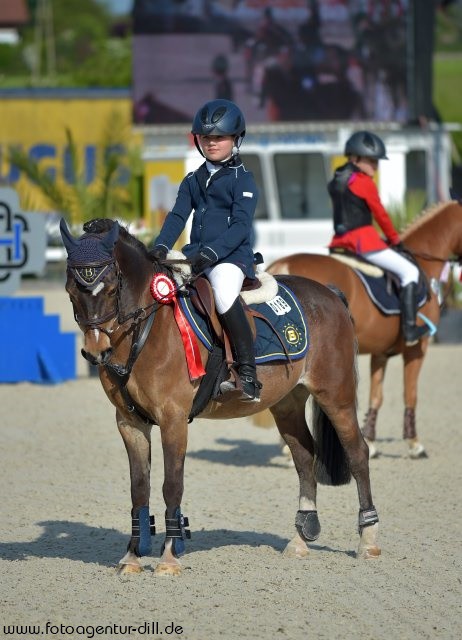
[
  {"x1": 179, "y1": 281, "x2": 309, "y2": 363},
  {"x1": 354, "y1": 270, "x2": 428, "y2": 315}
]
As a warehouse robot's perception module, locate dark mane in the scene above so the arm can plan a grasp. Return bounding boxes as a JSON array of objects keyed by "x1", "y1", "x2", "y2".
[{"x1": 83, "y1": 218, "x2": 148, "y2": 256}]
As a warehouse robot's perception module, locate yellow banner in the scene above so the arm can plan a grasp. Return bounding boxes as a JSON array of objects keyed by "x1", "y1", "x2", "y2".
[{"x1": 0, "y1": 93, "x2": 138, "y2": 211}]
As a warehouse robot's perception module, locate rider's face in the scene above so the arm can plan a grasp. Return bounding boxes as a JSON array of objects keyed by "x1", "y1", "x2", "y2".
[{"x1": 198, "y1": 135, "x2": 234, "y2": 163}]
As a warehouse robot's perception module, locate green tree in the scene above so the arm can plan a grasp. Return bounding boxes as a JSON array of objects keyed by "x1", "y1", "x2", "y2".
[
  {"x1": 8, "y1": 110, "x2": 142, "y2": 226},
  {"x1": 3, "y1": 0, "x2": 132, "y2": 87}
]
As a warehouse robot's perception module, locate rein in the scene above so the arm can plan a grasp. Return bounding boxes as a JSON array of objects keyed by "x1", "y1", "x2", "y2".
[
  {"x1": 410, "y1": 250, "x2": 461, "y2": 265},
  {"x1": 405, "y1": 249, "x2": 461, "y2": 308}
]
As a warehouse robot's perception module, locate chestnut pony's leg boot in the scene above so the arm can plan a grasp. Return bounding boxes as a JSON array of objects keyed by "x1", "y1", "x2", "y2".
[
  {"x1": 400, "y1": 282, "x2": 429, "y2": 346},
  {"x1": 219, "y1": 298, "x2": 262, "y2": 402}
]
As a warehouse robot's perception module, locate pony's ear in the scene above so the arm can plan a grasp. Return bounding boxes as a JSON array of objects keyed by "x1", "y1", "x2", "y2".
[
  {"x1": 101, "y1": 220, "x2": 120, "y2": 252},
  {"x1": 60, "y1": 217, "x2": 78, "y2": 253},
  {"x1": 449, "y1": 188, "x2": 462, "y2": 203}
]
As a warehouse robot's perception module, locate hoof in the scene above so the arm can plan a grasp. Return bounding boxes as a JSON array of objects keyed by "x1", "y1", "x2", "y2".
[
  {"x1": 407, "y1": 441, "x2": 428, "y2": 459},
  {"x1": 154, "y1": 562, "x2": 182, "y2": 576},
  {"x1": 357, "y1": 545, "x2": 381, "y2": 559},
  {"x1": 357, "y1": 522, "x2": 380, "y2": 559},
  {"x1": 365, "y1": 439, "x2": 379, "y2": 459},
  {"x1": 116, "y1": 562, "x2": 143, "y2": 575},
  {"x1": 282, "y1": 535, "x2": 310, "y2": 559}
]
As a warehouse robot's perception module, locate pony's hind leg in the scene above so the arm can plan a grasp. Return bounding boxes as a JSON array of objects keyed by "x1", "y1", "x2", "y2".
[
  {"x1": 362, "y1": 354, "x2": 389, "y2": 459},
  {"x1": 403, "y1": 344, "x2": 429, "y2": 458},
  {"x1": 306, "y1": 310, "x2": 381, "y2": 559},
  {"x1": 270, "y1": 385, "x2": 319, "y2": 559},
  {"x1": 318, "y1": 401, "x2": 381, "y2": 559},
  {"x1": 116, "y1": 413, "x2": 153, "y2": 574}
]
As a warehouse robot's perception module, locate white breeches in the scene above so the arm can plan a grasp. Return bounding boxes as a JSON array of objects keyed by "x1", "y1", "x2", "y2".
[
  {"x1": 206, "y1": 263, "x2": 245, "y2": 314},
  {"x1": 365, "y1": 248, "x2": 419, "y2": 286}
]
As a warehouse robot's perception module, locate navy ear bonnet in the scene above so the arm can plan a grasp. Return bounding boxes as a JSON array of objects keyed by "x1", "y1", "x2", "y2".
[{"x1": 60, "y1": 218, "x2": 120, "y2": 267}]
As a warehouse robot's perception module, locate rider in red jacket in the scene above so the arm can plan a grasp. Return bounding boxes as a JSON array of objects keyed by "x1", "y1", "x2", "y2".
[{"x1": 328, "y1": 130, "x2": 429, "y2": 346}]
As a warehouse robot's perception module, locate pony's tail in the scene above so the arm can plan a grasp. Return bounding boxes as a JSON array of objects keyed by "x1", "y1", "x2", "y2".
[{"x1": 312, "y1": 400, "x2": 352, "y2": 486}]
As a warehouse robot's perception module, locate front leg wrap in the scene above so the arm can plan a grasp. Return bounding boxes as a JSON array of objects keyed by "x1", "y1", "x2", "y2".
[
  {"x1": 295, "y1": 510, "x2": 321, "y2": 542},
  {"x1": 358, "y1": 506, "x2": 379, "y2": 533},
  {"x1": 163, "y1": 507, "x2": 191, "y2": 557},
  {"x1": 129, "y1": 506, "x2": 156, "y2": 557}
]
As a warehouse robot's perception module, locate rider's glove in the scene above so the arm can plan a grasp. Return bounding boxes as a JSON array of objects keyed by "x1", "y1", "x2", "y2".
[
  {"x1": 147, "y1": 245, "x2": 168, "y2": 262},
  {"x1": 188, "y1": 248, "x2": 216, "y2": 275}
]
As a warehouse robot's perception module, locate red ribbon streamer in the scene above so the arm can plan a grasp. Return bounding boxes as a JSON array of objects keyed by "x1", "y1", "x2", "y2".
[
  {"x1": 150, "y1": 273, "x2": 206, "y2": 380},
  {"x1": 172, "y1": 299, "x2": 206, "y2": 380}
]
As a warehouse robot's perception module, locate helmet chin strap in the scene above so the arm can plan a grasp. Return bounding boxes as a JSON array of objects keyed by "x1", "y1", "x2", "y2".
[{"x1": 194, "y1": 135, "x2": 205, "y2": 158}]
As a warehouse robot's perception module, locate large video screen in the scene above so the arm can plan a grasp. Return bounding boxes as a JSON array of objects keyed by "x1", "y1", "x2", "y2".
[{"x1": 132, "y1": 0, "x2": 409, "y2": 126}]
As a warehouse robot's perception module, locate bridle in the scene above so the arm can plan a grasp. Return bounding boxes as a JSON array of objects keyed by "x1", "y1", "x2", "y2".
[
  {"x1": 68, "y1": 258, "x2": 158, "y2": 337},
  {"x1": 406, "y1": 249, "x2": 462, "y2": 308},
  {"x1": 67, "y1": 252, "x2": 196, "y2": 424}
]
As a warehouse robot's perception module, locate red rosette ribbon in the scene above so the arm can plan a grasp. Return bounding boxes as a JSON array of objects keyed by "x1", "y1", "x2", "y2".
[{"x1": 150, "y1": 273, "x2": 206, "y2": 380}]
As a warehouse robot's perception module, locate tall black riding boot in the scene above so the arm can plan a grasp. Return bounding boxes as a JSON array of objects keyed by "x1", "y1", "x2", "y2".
[
  {"x1": 219, "y1": 298, "x2": 262, "y2": 402},
  {"x1": 400, "y1": 282, "x2": 429, "y2": 346}
]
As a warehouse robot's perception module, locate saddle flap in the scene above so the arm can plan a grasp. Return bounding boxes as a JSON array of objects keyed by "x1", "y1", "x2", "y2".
[
  {"x1": 190, "y1": 277, "x2": 257, "y2": 342},
  {"x1": 190, "y1": 277, "x2": 223, "y2": 339}
]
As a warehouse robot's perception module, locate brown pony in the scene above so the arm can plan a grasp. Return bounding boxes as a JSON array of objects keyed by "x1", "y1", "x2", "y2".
[
  {"x1": 267, "y1": 200, "x2": 462, "y2": 459},
  {"x1": 60, "y1": 217, "x2": 380, "y2": 576}
]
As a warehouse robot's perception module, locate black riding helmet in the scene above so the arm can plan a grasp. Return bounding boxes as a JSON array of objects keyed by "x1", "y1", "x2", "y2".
[
  {"x1": 191, "y1": 99, "x2": 246, "y2": 158},
  {"x1": 344, "y1": 131, "x2": 388, "y2": 160}
]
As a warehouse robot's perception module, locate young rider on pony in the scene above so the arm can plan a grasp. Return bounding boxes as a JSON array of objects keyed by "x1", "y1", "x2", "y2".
[
  {"x1": 328, "y1": 130, "x2": 429, "y2": 346},
  {"x1": 148, "y1": 99, "x2": 262, "y2": 401}
]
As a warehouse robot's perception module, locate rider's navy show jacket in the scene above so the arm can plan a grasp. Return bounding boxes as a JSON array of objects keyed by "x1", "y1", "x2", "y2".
[{"x1": 153, "y1": 159, "x2": 258, "y2": 279}]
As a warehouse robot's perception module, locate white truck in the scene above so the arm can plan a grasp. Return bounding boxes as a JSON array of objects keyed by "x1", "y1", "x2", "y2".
[{"x1": 141, "y1": 122, "x2": 457, "y2": 267}]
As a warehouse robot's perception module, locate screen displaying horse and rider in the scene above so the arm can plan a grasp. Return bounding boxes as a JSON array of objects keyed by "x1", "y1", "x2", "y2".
[{"x1": 132, "y1": 0, "x2": 413, "y2": 126}]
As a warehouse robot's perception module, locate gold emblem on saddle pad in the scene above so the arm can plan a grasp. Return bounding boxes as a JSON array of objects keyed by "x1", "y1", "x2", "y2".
[{"x1": 284, "y1": 324, "x2": 301, "y2": 345}]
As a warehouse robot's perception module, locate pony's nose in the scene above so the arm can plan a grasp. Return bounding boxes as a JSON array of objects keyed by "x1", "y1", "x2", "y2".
[{"x1": 81, "y1": 348, "x2": 113, "y2": 365}]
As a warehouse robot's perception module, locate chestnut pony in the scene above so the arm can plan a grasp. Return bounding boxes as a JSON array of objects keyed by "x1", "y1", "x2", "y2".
[
  {"x1": 60, "y1": 218, "x2": 380, "y2": 576},
  {"x1": 267, "y1": 200, "x2": 462, "y2": 459}
]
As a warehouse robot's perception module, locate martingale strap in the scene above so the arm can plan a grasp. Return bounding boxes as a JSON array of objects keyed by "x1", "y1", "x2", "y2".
[{"x1": 105, "y1": 308, "x2": 156, "y2": 418}]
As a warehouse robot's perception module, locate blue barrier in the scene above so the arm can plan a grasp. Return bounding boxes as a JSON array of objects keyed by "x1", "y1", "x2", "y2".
[{"x1": 0, "y1": 297, "x2": 76, "y2": 383}]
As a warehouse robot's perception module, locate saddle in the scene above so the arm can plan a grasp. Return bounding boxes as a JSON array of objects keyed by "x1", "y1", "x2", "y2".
[
  {"x1": 329, "y1": 247, "x2": 430, "y2": 314},
  {"x1": 187, "y1": 275, "x2": 283, "y2": 366},
  {"x1": 182, "y1": 273, "x2": 296, "y2": 416},
  {"x1": 329, "y1": 246, "x2": 426, "y2": 297},
  {"x1": 330, "y1": 247, "x2": 384, "y2": 278}
]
